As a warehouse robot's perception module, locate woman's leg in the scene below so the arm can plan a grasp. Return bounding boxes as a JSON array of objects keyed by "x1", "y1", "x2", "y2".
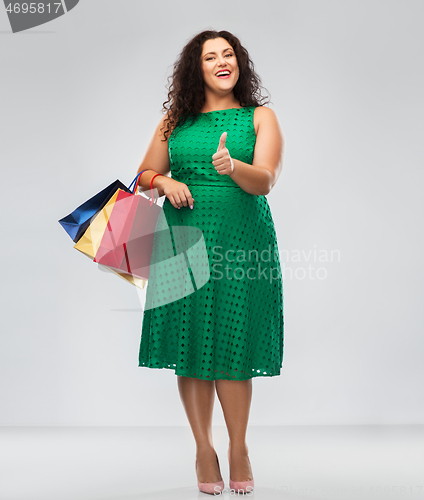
[
  {"x1": 215, "y1": 379, "x2": 253, "y2": 481},
  {"x1": 176, "y1": 376, "x2": 223, "y2": 483}
]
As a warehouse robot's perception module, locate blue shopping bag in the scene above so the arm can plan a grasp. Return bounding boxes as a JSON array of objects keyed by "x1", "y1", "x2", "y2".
[{"x1": 58, "y1": 173, "x2": 144, "y2": 242}]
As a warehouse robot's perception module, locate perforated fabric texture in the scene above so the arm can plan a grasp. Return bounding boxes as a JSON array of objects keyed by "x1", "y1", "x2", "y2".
[{"x1": 138, "y1": 106, "x2": 284, "y2": 380}]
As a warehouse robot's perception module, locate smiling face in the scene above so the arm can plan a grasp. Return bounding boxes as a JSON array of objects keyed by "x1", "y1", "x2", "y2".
[{"x1": 200, "y1": 37, "x2": 239, "y2": 95}]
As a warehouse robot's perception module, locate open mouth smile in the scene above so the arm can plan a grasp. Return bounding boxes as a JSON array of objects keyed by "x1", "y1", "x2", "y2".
[{"x1": 215, "y1": 70, "x2": 231, "y2": 79}]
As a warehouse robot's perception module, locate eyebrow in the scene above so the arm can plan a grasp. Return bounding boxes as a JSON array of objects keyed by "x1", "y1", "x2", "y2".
[{"x1": 203, "y1": 48, "x2": 233, "y2": 57}]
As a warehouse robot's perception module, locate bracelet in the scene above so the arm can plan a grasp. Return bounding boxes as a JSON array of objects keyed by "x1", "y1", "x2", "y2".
[{"x1": 150, "y1": 173, "x2": 164, "y2": 206}]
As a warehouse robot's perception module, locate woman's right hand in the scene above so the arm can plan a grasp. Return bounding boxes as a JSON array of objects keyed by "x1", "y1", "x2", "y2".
[{"x1": 159, "y1": 176, "x2": 195, "y2": 209}]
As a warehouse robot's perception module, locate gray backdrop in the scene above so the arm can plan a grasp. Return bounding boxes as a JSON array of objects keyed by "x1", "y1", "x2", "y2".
[{"x1": 1, "y1": 0, "x2": 423, "y2": 426}]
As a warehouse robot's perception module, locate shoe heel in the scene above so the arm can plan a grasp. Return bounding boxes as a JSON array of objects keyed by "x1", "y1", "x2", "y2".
[
  {"x1": 196, "y1": 453, "x2": 225, "y2": 495},
  {"x1": 228, "y1": 449, "x2": 254, "y2": 493}
]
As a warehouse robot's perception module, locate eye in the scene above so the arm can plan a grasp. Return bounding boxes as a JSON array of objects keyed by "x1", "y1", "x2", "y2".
[{"x1": 225, "y1": 53, "x2": 233, "y2": 57}]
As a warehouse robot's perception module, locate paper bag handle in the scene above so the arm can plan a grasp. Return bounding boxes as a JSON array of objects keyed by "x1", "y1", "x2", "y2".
[
  {"x1": 128, "y1": 170, "x2": 164, "y2": 206},
  {"x1": 128, "y1": 170, "x2": 147, "y2": 194}
]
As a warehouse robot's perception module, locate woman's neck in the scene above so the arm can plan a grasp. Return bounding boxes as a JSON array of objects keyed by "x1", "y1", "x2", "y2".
[{"x1": 201, "y1": 94, "x2": 240, "y2": 113}]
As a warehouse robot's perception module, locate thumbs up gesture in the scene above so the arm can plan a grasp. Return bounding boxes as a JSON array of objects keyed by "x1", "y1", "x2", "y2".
[{"x1": 212, "y1": 132, "x2": 235, "y2": 175}]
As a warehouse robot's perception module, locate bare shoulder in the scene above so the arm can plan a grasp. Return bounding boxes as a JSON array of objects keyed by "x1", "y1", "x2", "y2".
[
  {"x1": 155, "y1": 112, "x2": 172, "y2": 142},
  {"x1": 139, "y1": 112, "x2": 172, "y2": 176},
  {"x1": 253, "y1": 106, "x2": 281, "y2": 135}
]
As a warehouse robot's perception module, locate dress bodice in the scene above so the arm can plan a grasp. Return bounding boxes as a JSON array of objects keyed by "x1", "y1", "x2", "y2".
[{"x1": 168, "y1": 106, "x2": 257, "y2": 187}]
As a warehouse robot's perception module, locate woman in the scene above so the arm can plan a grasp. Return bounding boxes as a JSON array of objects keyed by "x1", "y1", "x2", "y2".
[{"x1": 135, "y1": 29, "x2": 284, "y2": 495}]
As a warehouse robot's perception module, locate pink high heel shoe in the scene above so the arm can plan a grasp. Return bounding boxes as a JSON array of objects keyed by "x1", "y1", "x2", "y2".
[
  {"x1": 196, "y1": 452, "x2": 225, "y2": 495},
  {"x1": 228, "y1": 448, "x2": 254, "y2": 494}
]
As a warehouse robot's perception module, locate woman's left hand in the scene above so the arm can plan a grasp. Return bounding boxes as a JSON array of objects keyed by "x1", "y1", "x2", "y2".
[{"x1": 212, "y1": 132, "x2": 234, "y2": 175}]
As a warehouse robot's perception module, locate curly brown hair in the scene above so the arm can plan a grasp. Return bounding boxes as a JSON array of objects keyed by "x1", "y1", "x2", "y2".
[{"x1": 160, "y1": 29, "x2": 270, "y2": 141}]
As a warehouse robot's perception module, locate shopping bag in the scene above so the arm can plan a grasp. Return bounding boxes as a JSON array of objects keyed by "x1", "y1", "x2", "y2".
[
  {"x1": 93, "y1": 188, "x2": 162, "y2": 280},
  {"x1": 58, "y1": 179, "x2": 131, "y2": 242},
  {"x1": 73, "y1": 172, "x2": 162, "y2": 287},
  {"x1": 73, "y1": 189, "x2": 121, "y2": 260}
]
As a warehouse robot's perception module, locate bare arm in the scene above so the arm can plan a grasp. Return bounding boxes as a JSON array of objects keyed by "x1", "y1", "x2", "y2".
[
  {"x1": 136, "y1": 115, "x2": 195, "y2": 208},
  {"x1": 212, "y1": 106, "x2": 285, "y2": 195},
  {"x1": 135, "y1": 116, "x2": 171, "y2": 197}
]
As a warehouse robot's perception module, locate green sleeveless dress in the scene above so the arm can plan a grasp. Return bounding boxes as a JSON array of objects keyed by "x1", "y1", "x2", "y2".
[{"x1": 138, "y1": 106, "x2": 284, "y2": 380}]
